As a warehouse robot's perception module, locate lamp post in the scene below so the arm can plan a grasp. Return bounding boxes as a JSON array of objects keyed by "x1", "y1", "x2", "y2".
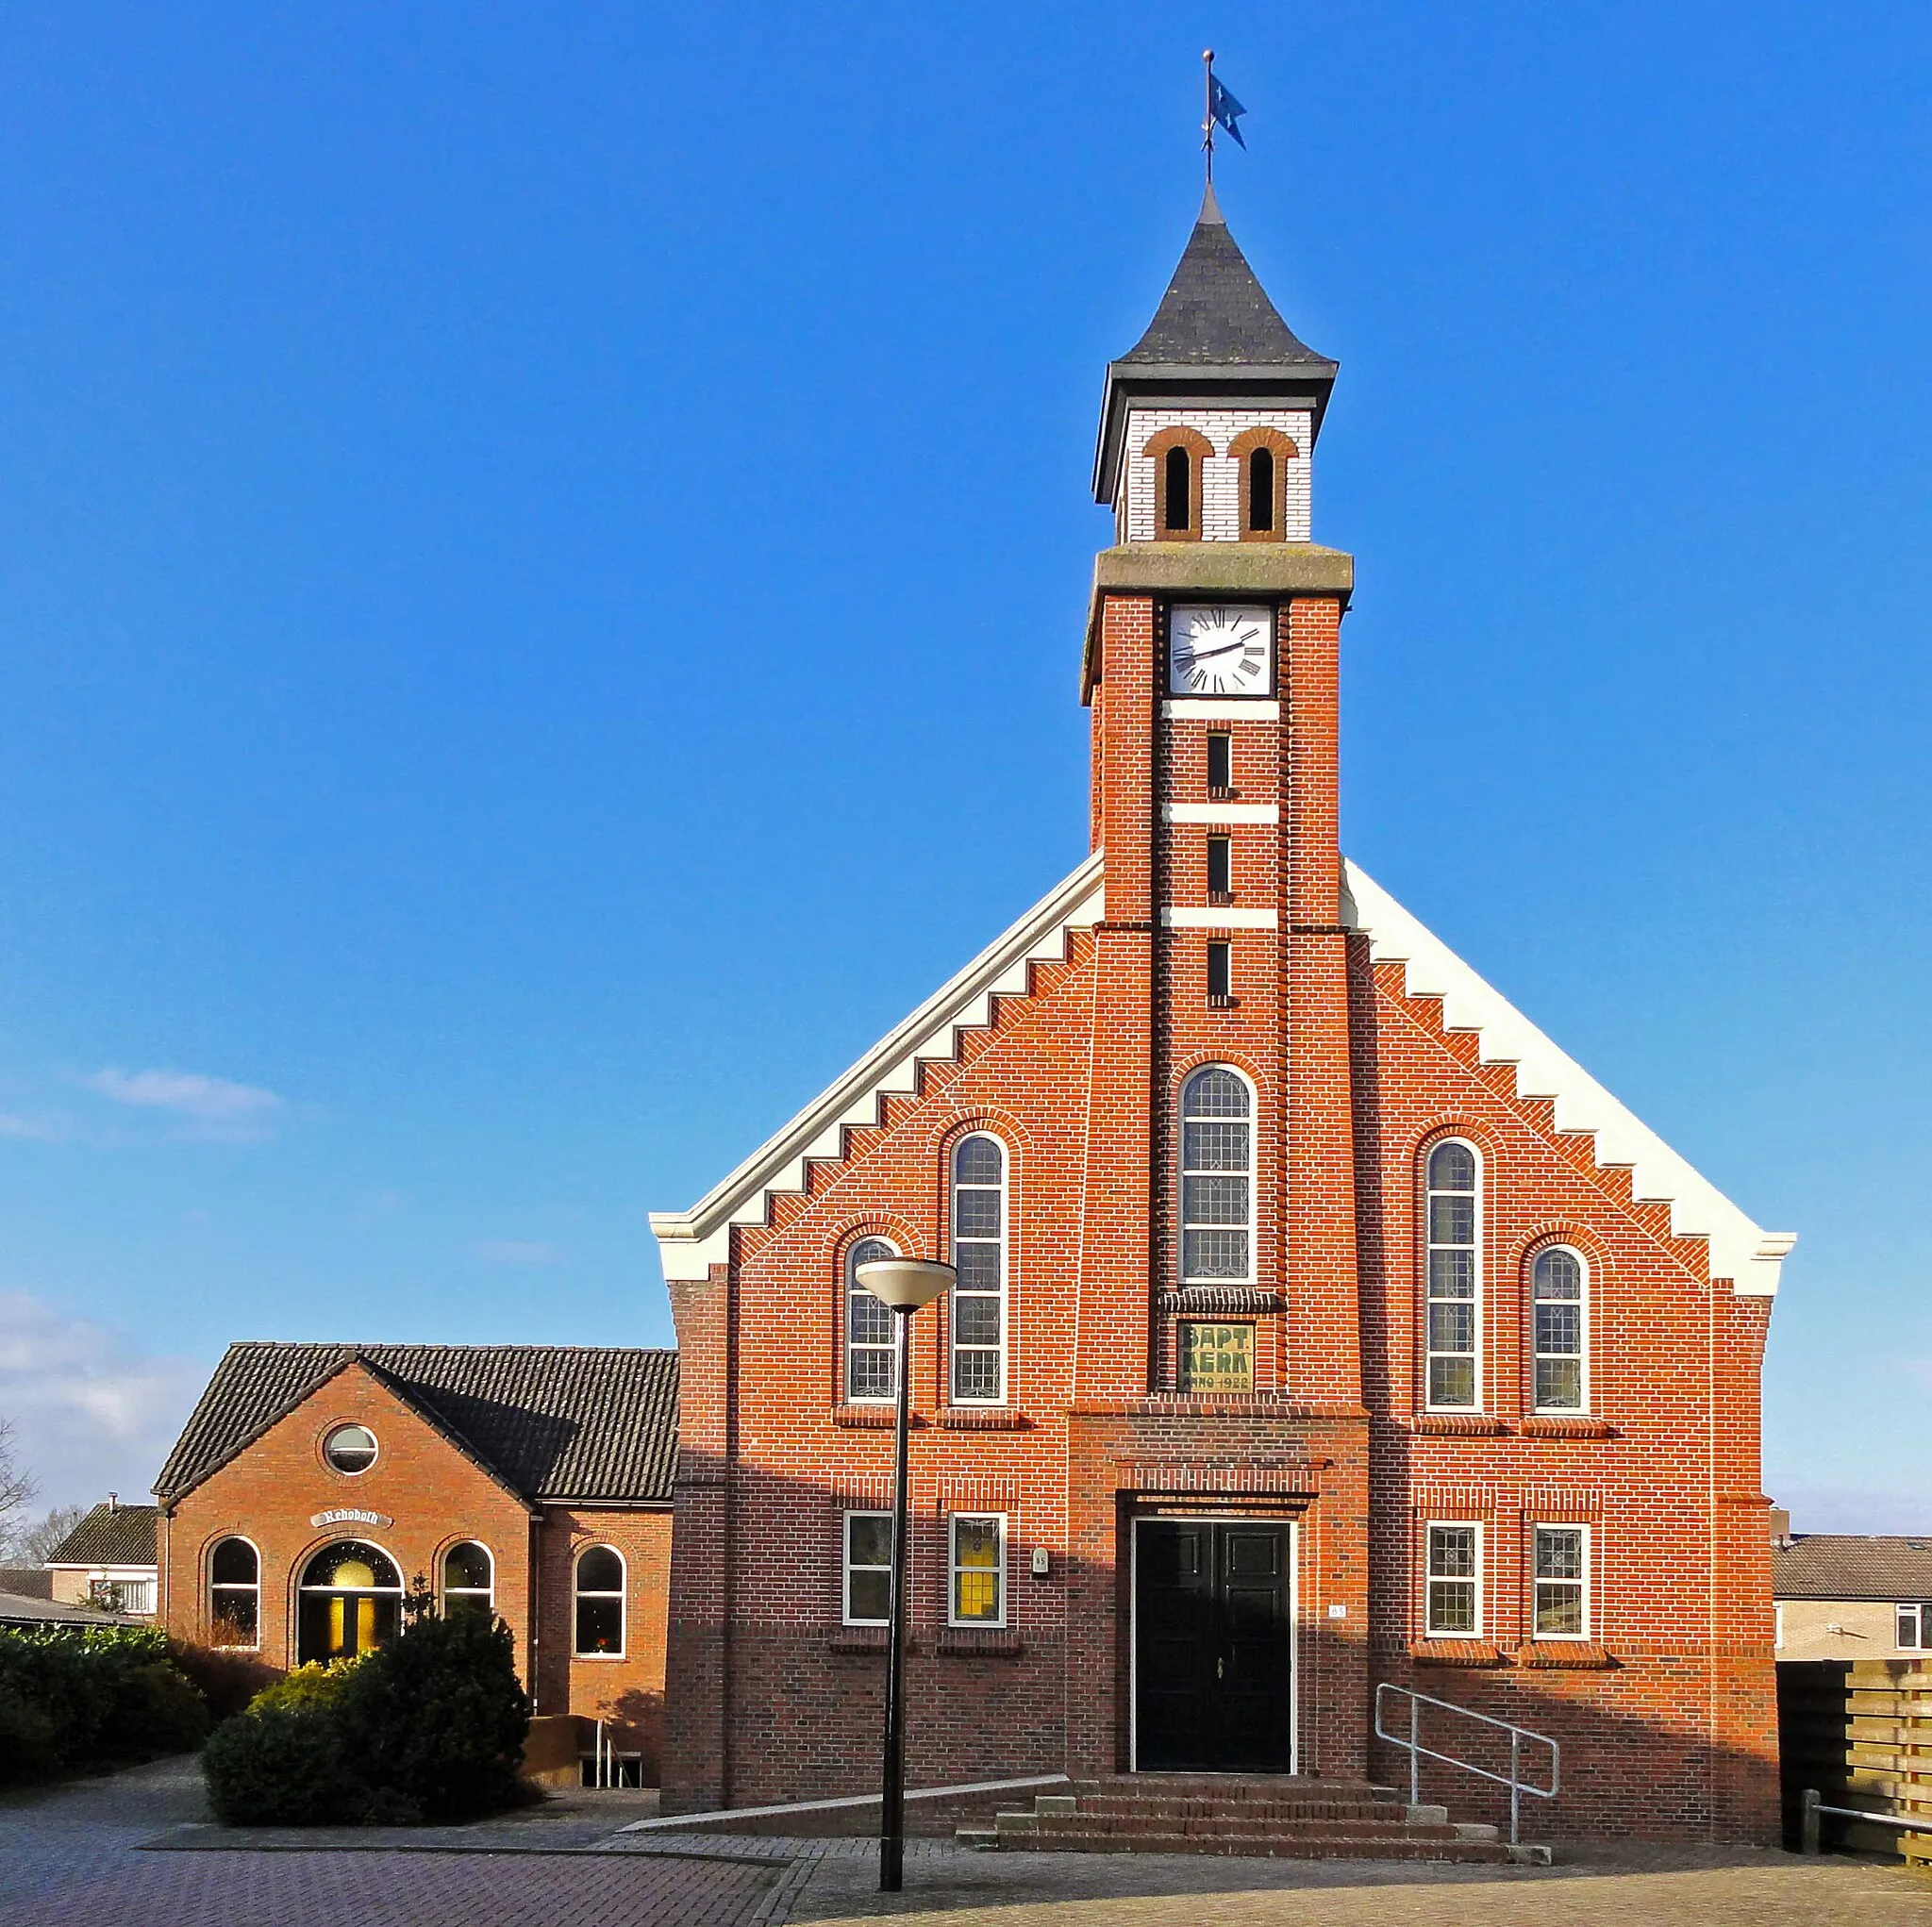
[{"x1": 854, "y1": 1255, "x2": 955, "y2": 1894}]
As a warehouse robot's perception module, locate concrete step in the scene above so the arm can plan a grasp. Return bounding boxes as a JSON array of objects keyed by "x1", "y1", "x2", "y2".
[
  {"x1": 1009, "y1": 1813, "x2": 1474, "y2": 1842},
  {"x1": 985, "y1": 1828, "x2": 1518, "y2": 1862}
]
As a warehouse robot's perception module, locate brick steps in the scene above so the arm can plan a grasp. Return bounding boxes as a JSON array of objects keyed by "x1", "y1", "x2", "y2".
[{"x1": 957, "y1": 1775, "x2": 1550, "y2": 1865}]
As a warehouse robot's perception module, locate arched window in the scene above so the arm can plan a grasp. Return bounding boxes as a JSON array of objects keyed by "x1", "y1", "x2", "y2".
[
  {"x1": 296, "y1": 1539, "x2": 403, "y2": 1665},
  {"x1": 1246, "y1": 446, "x2": 1275, "y2": 533},
  {"x1": 442, "y1": 1541, "x2": 494, "y2": 1617},
  {"x1": 845, "y1": 1235, "x2": 901, "y2": 1403},
  {"x1": 1424, "y1": 1140, "x2": 1481, "y2": 1409},
  {"x1": 1143, "y1": 427, "x2": 1208, "y2": 540},
  {"x1": 950, "y1": 1134, "x2": 1007, "y2": 1403},
  {"x1": 1180, "y1": 1067, "x2": 1254, "y2": 1285},
  {"x1": 1164, "y1": 445, "x2": 1192, "y2": 531},
  {"x1": 575, "y1": 1546, "x2": 625, "y2": 1656},
  {"x1": 1531, "y1": 1246, "x2": 1588, "y2": 1411},
  {"x1": 208, "y1": 1537, "x2": 259, "y2": 1650}
]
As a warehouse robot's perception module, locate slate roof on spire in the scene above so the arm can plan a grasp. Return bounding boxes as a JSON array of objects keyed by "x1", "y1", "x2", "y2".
[{"x1": 1119, "y1": 185, "x2": 1332, "y2": 370}]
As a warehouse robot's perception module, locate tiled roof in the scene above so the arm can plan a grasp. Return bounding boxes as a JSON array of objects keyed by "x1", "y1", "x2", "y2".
[
  {"x1": 46, "y1": 1503, "x2": 158, "y2": 1569},
  {"x1": 1118, "y1": 187, "x2": 1332, "y2": 371},
  {"x1": 155, "y1": 1344, "x2": 679, "y2": 1506},
  {"x1": 0, "y1": 1589, "x2": 133, "y2": 1627},
  {"x1": 1774, "y1": 1535, "x2": 1932, "y2": 1601},
  {"x1": 0, "y1": 1569, "x2": 51, "y2": 1599}
]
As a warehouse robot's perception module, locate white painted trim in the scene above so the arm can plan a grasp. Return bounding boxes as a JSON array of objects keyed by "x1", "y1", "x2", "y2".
[
  {"x1": 1342, "y1": 860, "x2": 1795, "y2": 1296},
  {"x1": 947, "y1": 1512, "x2": 1008, "y2": 1628},
  {"x1": 650, "y1": 853, "x2": 1105, "y2": 1278},
  {"x1": 1424, "y1": 1520, "x2": 1484, "y2": 1640},
  {"x1": 1529, "y1": 1522, "x2": 1591, "y2": 1642},
  {"x1": 1161, "y1": 699, "x2": 1280, "y2": 722},
  {"x1": 1161, "y1": 906, "x2": 1277, "y2": 930},
  {"x1": 1164, "y1": 802, "x2": 1279, "y2": 825}
]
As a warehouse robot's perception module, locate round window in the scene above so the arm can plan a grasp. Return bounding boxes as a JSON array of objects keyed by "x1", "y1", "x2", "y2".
[{"x1": 323, "y1": 1423, "x2": 378, "y2": 1474}]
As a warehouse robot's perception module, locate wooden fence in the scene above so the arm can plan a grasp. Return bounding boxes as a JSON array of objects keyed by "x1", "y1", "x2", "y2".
[{"x1": 1778, "y1": 1659, "x2": 1931, "y2": 1866}]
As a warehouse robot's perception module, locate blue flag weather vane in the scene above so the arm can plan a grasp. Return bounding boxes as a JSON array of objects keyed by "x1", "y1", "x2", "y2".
[{"x1": 1202, "y1": 48, "x2": 1247, "y2": 182}]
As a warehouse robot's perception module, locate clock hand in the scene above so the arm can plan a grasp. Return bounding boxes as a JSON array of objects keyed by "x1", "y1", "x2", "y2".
[{"x1": 1179, "y1": 638, "x2": 1250, "y2": 663}]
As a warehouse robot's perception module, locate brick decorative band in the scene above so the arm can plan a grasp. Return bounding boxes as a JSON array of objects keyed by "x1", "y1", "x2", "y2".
[
  {"x1": 1515, "y1": 1642, "x2": 1618, "y2": 1670},
  {"x1": 1155, "y1": 1287, "x2": 1286, "y2": 1315},
  {"x1": 1406, "y1": 1639, "x2": 1505, "y2": 1668}
]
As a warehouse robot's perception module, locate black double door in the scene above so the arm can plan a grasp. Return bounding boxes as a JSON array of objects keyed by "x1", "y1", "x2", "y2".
[{"x1": 1135, "y1": 1519, "x2": 1293, "y2": 1772}]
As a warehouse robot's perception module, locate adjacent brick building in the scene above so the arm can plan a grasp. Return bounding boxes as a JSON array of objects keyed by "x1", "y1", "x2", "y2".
[
  {"x1": 649, "y1": 189, "x2": 1796, "y2": 1839},
  {"x1": 156, "y1": 1342, "x2": 677, "y2": 1782}
]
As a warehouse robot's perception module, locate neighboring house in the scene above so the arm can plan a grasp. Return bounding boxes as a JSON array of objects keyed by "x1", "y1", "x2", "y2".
[
  {"x1": 0, "y1": 1569, "x2": 52, "y2": 1600},
  {"x1": 0, "y1": 1588, "x2": 142, "y2": 1630},
  {"x1": 649, "y1": 191, "x2": 1797, "y2": 1843},
  {"x1": 46, "y1": 1499, "x2": 159, "y2": 1617},
  {"x1": 1774, "y1": 1533, "x2": 1932, "y2": 1661},
  {"x1": 156, "y1": 1343, "x2": 677, "y2": 1783}
]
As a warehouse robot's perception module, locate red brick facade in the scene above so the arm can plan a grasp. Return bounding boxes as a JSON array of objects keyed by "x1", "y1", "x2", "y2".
[
  {"x1": 653, "y1": 206, "x2": 1786, "y2": 1839},
  {"x1": 159, "y1": 1360, "x2": 673, "y2": 1778}
]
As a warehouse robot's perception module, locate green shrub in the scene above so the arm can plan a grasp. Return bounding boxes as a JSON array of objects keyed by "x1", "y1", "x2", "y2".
[
  {"x1": 202, "y1": 1603, "x2": 529, "y2": 1826},
  {"x1": 0, "y1": 1626, "x2": 208, "y2": 1776},
  {"x1": 0, "y1": 1686, "x2": 60, "y2": 1784},
  {"x1": 202, "y1": 1703, "x2": 355, "y2": 1825}
]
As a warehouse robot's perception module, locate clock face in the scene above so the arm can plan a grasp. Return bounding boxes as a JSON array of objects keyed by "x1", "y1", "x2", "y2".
[{"x1": 1168, "y1": 605, "x2": 1273, "y2": 697}]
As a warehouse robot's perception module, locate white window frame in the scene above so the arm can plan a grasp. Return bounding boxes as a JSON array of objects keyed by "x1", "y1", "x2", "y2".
[
  {"x1": 208, "y1": 1535, "x2": 262, "y2": 1652},
  {"x1": 573, "y1": 1545, "x2": 626, "y2": 1659},
  {"x1": 323, "y1": 1421, "x2": 379, "y2": 1475},
  {"x1": 842, "y1": 1510, "x2": 893, "y2": 1627},
  {"x1": 844, "y1": 1236, "x2": 901, "y2": 1404},
  {"x1": 1530, "y1": 1523, "x2": 1591, "y2": 1642},
  {"x1": 948, "y1": 1513, "x2": 1008, "y2": 1629},
  {"x1": 441, "y1": 1540, "x2": 494, "y2": 1614},
  {"x1": 1424, "y1": 1520, "x2": 1484, "y2": 1638},
  {"x1": 1424, "y1": 1138, "x2": 1482, "y2": 1411},
  {"x1": 1900, "y1": 1602, "x2": 1928, "y2": 1651},
  {"x1": 949, "y1": 1134, "x2": 1008, "y2": 1405},
  {"x1": 1530, "y1": 1244, "x2": 1589, "y2": 1413},
  {"x1": 1179, "y1": 1065, "x2": 1256, "y2": 1287}
]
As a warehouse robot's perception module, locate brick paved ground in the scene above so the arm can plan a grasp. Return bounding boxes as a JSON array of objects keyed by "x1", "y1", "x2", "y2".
[
  {"x1": 0, "y1": 1759, "x2": 778, "y2": 1927},
  {"x1": 5, "y1": 1761, "x2": 1927, "y2": 1927}
]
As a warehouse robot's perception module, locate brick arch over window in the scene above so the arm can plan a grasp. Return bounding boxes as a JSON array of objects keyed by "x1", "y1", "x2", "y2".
[
  {"x1": 1227, "y1": 426, "x2": 1301, "y2": 542},
  {"x1": 1141, "y1": 426, "x2": 1212, "y2": 540}
]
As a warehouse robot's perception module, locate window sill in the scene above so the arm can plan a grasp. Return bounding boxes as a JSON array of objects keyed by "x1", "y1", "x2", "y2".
[
  {"x1": 1158, "y1": 1286, "x2": 1284, "y2": 1314},
  {"x1": 936, "y1": 1406, "x2": 1031, "y2": 1430},
  {"x1": 1208, "y1": 892, "x2": 1236, "y2": 906},
  {"x1": 936, "y1": 1627, "x2": 1024, "y2": 1657},
  {"x1": 1206, "y1": 994, "x2": 1239, "y2": 1009},
  {"x1": 1207, "y1": 787, "x2": 1238, "y2": 802},
  {"x1": 572, "y1": 1653, "x2": 628, "y2": 1663},
  {"x1": 1514, "y1": 1642, "x2": 1617, "y2": 1670},
  {"x1": 1407, "y1": 1639, "x2": 1505, "y2": 1668},
  {"x1": 1519, "y1": 1416, "x2": 1615, "y2": 1439},
  {"x1": 832, "y1": 1404, "x2": 907, "y2": 1429},
  {"x1": 1410, "y1": 1414, "x2": 1509, "y2": 1437},
  {"x1": 827, "y1": 1627, "x2": 893, "y2": 1654}
]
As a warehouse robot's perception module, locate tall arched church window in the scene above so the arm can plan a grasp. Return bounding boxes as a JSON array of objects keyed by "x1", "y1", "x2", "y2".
[
  {"x1": 845, "y1": 1235, "x2": 900, "y2": 1403},
  {"x1": 1230, "y1": 427, "x2": 1299, "y2": 542},
  {"x1": 950, "y1": 1135, "x2": 1007, "y2": 1404},
  {"x1": 442, "y1": 1541, "x2": 494, "y2": 1617},
  {"x1": 1424, "y1": 1140, "x2": 1481, "y2": 1409},
  {"x1": 208, "y1": 1537, "x2": 259, "y2": 1650},
  {"x1": 1531, "y1": 1246, "x2": 1588, "y2": 1411},
  {"x1": 575, "y1": 1546, "x2": 626, "y2": 1656},
  {"x1": 1142, "y1": 427, "x2": 1209, "y2": 540},
  {"x1": 1180, "y1": 1067, "x2": 1254, "y2": 1285}
]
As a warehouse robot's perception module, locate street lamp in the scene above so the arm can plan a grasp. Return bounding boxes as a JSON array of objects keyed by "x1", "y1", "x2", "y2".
[{"x1": 854, "y1": 1255, "x2": 955, "y2": 1894}]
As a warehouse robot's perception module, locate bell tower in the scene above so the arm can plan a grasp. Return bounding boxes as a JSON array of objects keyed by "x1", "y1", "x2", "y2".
[{"x1": 1078, "y1": 190, "x2": 1362, "y2": 1412}]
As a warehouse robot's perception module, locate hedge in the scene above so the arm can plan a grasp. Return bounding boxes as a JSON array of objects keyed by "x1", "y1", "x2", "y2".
[{"x1": 0, "y1": 1625, "x2": 210, "y2": 1783}]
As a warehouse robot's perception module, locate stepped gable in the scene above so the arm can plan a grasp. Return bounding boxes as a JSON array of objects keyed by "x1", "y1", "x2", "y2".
[
  {"x1": 154, "y1": 1342, "x2": 679, "y2": 1504},
  {"x1": 1342, "y1": 860, "x2": 1794, "y2": 1294},
  {"x1": 650, "y1": 852, "x2": 1104, "y2": 1281}
]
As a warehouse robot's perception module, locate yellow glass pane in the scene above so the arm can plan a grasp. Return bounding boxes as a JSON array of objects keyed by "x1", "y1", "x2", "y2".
[{"x1": 954, "y1": 1570, "x2": 999, "y2": 1621}]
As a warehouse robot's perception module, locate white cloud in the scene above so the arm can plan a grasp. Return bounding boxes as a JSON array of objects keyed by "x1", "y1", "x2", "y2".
[
  {"x1": 0, "y1": 1111, "x2": 69, "y2": 1142},
  {"x1": 473, "y1": 1239, "x2": 560, "y2": 1266},
  {"x1": 0, "y1": 1293, "x2": 207, "y2": 1513},
  {"x1": 84, "y1": 1068, "x2": 287, "y2": 1142}
]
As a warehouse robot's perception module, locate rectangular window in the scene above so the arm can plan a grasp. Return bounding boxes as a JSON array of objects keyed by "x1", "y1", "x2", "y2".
[
  {"x1": 1179, "y1": 1321, "x2": 1254, "y2": 1392},
  {"x1": 843, "y1": 1512, "x2": 892, "y2": 1626},
  {"x1": 950, "y1": 1515, "x2": 1006, "y2": 1626},
  {"x1": 1207, "y1": 732, "x2": 1233, "y2": 793},
  {"x1": 1900, "y1": 1603, "x2": 1928, "y2": 1651},
  {"x1": 1207, "y1": 940, "x2": 1232, "y2": 1002},
  {"x1": 1532, "y1": 1525, "x2": 1589, "y2": 1639},
  {"x1": 1206, "y1": 835, "x2": 1232, "y2": 896},
  {"x1": 1424, "y1": 1522, "x2": 1481, "y2": 1637}
]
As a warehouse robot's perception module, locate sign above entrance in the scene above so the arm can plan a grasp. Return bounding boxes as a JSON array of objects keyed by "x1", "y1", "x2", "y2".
[{"x1": 310, "y1": 1507, "x2": 392, "y2": 1529}]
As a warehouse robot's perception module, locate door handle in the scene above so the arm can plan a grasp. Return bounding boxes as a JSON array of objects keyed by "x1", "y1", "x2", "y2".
[{"x1": 1217, "y1": 1656, "x2": 1224, "y2": 1680}]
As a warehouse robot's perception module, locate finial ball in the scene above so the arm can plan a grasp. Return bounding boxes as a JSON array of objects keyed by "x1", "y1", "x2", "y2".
[{"x1": 1203, "y1": 47, "x2": 1214, "y2": 62}]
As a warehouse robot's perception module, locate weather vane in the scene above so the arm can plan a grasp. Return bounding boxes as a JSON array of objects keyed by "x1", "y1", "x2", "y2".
[{"x1": 1201, "y1": 48, "x2": 1248, "y2": 186}]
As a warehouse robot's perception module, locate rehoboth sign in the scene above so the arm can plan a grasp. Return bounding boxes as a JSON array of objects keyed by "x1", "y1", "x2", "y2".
[{"x1": 309, "y1": 1507, "x2": 393, "y2": 1529}]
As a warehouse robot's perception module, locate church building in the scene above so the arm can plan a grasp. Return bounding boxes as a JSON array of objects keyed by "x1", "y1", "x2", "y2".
[{"x1": 650, "y1": 191, "x2": 1795, "y2": 1841}]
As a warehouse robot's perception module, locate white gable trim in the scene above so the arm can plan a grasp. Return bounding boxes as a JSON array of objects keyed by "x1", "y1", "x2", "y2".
[
  {"x1": 650, "y1": 852, "x2": 1105, "y2": 1281},
  {"x1": 1342, "y1": 860, "x2": 1794, "y2": 1296}
]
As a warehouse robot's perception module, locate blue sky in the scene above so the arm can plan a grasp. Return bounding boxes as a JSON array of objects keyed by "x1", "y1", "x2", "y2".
[{"x1": 0, "y1": 4, "x2": 1924, "y2": 1529}]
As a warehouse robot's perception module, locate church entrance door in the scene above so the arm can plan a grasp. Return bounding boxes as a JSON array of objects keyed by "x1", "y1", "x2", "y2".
[{"x1": 1133, "y1": 1518, "x2": 1294, "y2": 1772}]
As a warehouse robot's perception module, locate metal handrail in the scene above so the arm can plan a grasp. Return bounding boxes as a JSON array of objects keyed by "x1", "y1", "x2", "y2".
[
  {"x1": 1374, "y1": 1682, "x2": 1559, "y2": 1845},
  {"x1": 1799, "y1": 1786, "x2": 1930, "y2": 1854}
]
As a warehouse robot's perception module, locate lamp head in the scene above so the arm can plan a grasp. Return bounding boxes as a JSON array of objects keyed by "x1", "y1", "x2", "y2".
[{"x1": 855, "y1": 1257, "x2": 955, "y2": 1313}]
